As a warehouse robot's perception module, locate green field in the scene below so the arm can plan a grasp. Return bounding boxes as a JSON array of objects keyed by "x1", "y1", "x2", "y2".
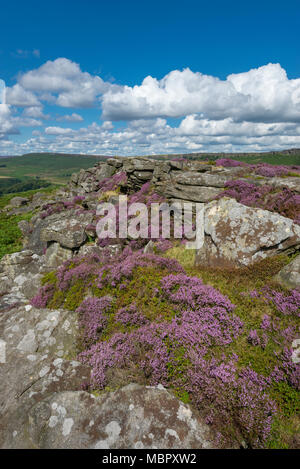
[
  {"x1": 149, "y1": 150, "x2": 300, "y2": 166},
  {"x1": 0, "y1": 153, "x2": 109, "y2": 186}
]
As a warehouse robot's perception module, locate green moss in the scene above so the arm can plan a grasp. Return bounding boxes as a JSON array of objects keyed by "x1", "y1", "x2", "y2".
[
  {"x1": 165, "y1": 244, "x2": 195, "y2": 269},
  {"x1": 268, "y1": 415, "x2": 300, "y2": 449},
  {"x1": 48, "y1": 289, "x2": 65, "y2": 309},
  {"x1": 41, "y1": 271, "x2": 57, "y2": 286},
  {"x1": 166, "y1": 342, "x2": 191, "y2": 383},
  {"x1": 0, "y1": 210, "x2": 34, "y2": 259},
  {"x1": 64, "y1": 280, "x2": 86, "y2": 311},
  {"x1": 270, "y1": 382, "x2": 300, "y2": 418}
]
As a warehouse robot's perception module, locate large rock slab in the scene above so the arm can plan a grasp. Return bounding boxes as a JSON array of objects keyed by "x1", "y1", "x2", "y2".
[
  {"x1": 0, "y1": 250, "x2": 42, "y2": 279},
  {"x1": 0, "y1": 303, "x2": 91, "y2": 448},
  {"x1": 196, "y1": 198, "x2": 300, "y2": 268},
  {"x1": 161, "y1": 183, "x2": 222, "y2": 202},
  {"x1": 274, "y1": 255, "x2": 300, "y2": 291},
  {"x1": 40, "y1": 210, "x2": 93, "y2": 249},
  {"x1": 171, "y1": 171, "x2": 228, "y2": 187},
  {"x1": 1, "y1": 383, "x2": 218, "y2": 449}
]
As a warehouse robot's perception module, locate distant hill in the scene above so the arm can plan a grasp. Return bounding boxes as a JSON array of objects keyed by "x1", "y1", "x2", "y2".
[
  {"x1": 0, "y1": 149, "x2": 299, "y2": 195},
  {"x1": 0, "y1": 152, "x2": 111, "y2": 187},
  {"x1": 146, "y1": 148, "x2": 300, "y2": 166}
]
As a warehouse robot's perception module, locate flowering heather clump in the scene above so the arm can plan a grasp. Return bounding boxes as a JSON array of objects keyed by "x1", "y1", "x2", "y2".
[
  {"x1": 154, "y1": 239, "x2": 173, "y2": 253},
  {"x1": 40, "y1": 203, "x2": 64, "y2": 219},
  {"x1": 215, "y1": 158, "x2": 300, "y2": 178},
  {"x1": 248, "y1": 329, "x2": 261, "y2": 346},
  {"x1": 249, "y1": 286, "x2": 300, "y2": 317},
  {"x1": 254, "y1": 164, "x2": 290, "y2": 178},
  {"x1": 73, "y1": 195, "x2": 85, "y2": 204},
  {"x1": 97, "y1": 251, "x2": 184, "y2": 288},
  {"x1": 217, "y1": 180, "x2": 300, "y2": 223},
  {"x1": 215, "y1": 158, "x2": 249, "y2": 168},
  {"x1": 77, "y1": 296, "x2": 112, "y2": 343},
  {"x1": 31, "y1": 283, "x2": 55, "y2": 308},
  {"x1": 115, "y1": 304, "x2": 148, "y2": 327},
  {"x1": 161, "y1": 273, "x2": 235, "y2": 312},
  {"x1": 187, "y1": 359, "x2": 277, "y2": 447},
  {"x1": 57, "y1": 258, "x2": 98, "y2": 291},
  {"x1": 271, "y1": 348, "x2": 300, "y2": 391},
  {"x1": 98, "y1": 171, "x2": 127, "y2": 192}
]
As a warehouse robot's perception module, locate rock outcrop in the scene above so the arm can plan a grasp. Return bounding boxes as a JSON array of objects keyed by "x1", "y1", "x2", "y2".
[
  {"x1": 0, "y1": 384, "x2": 217, "y2": 449},
  {"x1": 195, "y1": 198, "x2": 300, "y2": 268},
  {"x1": 40, "y1": 210, "x2": 94, "y2": 250}
]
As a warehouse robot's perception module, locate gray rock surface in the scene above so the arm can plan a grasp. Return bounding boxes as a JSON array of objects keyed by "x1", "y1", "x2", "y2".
[
  {"x1": 0, "y1": 303, "x2": 90, "y2": 448},
  {"x1": 196, "y1": 198, "x2": 300, "y2": 268},
  {"x1": 9, "y1": 196, "x2": 29, "y2": 207},
  {"x1": 274, "y1": 255, "x2": 300, "y2": 290},
  {"x1": 40, "y1": 210, "x2": 93, "y2": 249},
  {"x1": 45, "y1": 242, "x2": 73, "y2": 269}
]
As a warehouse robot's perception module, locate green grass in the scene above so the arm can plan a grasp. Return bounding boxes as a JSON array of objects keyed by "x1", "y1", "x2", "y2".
[
  {"x1": 0, "y1": 153, "x2": 108, "y2": 186},
  {"x1": 0, "y1": 210, "x2": 33, "y2": 259},
  {"x1": 144, "y1": 151, "x2": 300, "y2": 166},
  {"x1": 217, "y1": 153, "x2": 300, "y2": 166},
  {"x1": 0, "y1": 186, "x2": 58, "y2": 259}
]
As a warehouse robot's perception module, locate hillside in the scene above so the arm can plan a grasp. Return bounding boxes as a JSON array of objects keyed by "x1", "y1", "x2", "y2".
[{"x1": 0, "y1": 153, "x2": 110, "y2": 190}]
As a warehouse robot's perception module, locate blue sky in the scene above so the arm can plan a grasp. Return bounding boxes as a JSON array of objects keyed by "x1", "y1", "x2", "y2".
[{"x1": 0, "y1": 0, "x2": 300, "y2": 155}]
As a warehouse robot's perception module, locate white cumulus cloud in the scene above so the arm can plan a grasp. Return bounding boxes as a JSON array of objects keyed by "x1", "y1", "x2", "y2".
[
  {"x1": 101, "y1": 63, "x2": 300, "y2": 123},
  {"x1": 19, "y1": 58, "x2": 116, "y2": 108}
]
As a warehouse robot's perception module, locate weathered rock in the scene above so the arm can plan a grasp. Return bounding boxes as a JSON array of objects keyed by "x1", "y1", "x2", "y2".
[
  {"x1": 123, "y1": 157, "x2": 156, "y2": 173},
  {"x1": 143, "y1": 240, "x2": 155, "y2": 254},
  {"x1": 268, "y1": 177, "x2": 300, "y2": 193},
  {"x1": 0, "y1": 275, "x2": 12, "y2": 296},
  {"x1": 40, "y1": 210, "x2": 93, "y2": 249},
  {"x1": 9, "y1": 197, "x2": 29, "y2": 207},
  {"x1": 172, "y1": 171, "x2": 228, "y2": 188},
  {"x1": 196, "y1": 198, "x2": 300, "y2": 268},
  {"x1": 1, "y1": 383, "x2": 218, "y2": 449},
  {"x1": 0, "y1": 303, "x2": 91, "y2": 448},
  {"x1": 274, "y1": 255, "x2": 300, "y2": 291},
  {"x1": 45, "y1": 242, "x2": 73, "y2": 269},
  {"x1": 17, "y1": 219, "x2": 31, "y2": 237},
  {"x1": 0, "y1": 250, "x2": 38, "y2": 278},
  {"x1": 160, "y1": 183, "x2": 222, "y2": 202},
  {"x1": 19, "y1": 274, "x2": 43, "y2": 300},
  {"x1": 107, "y1": 158, "x2": 123, "y2": 168}
]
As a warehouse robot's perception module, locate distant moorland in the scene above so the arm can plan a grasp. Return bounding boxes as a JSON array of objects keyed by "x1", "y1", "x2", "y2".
[{"x1": 0, "y1": 149, "x2": 299, "y2": 195}]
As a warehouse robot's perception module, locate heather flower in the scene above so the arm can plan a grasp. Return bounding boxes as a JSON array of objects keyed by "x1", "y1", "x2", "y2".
[
  {"x1": 115, "y1": 304, "x2": 148, "y2": 327},
  {"x1": 31, "y1": 283, "x2": 55, "y2": 308},
  {"x1": 248, "y1": 329, "x2": 260, "y2": 346},
  {"x1": 217, "y1": 180, "x2": 300, "y2": 223},
  {"x1": 77, "y1": 296, "x2": 112, "y2": 343}
]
